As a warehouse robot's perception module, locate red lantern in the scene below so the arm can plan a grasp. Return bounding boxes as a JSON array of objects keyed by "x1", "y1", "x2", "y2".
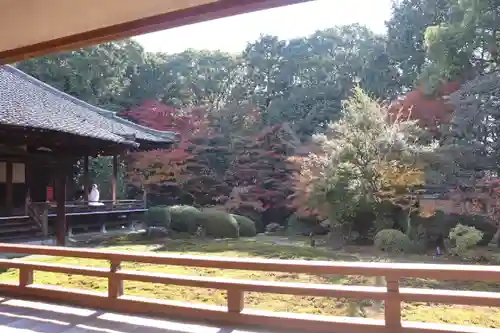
[{"x1": 46, "y1": 186, "x2": 54, "y2": 202}]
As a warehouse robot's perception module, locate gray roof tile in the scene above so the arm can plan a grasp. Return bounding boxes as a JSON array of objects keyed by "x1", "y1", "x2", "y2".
[{"x1": 0, "y1": 65, "x2": 176, "y2": 146}]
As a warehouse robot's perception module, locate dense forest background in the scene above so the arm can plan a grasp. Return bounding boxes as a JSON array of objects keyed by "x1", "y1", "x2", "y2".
[{"x1": 15, "y1": 0, "x2": 500, "y2": 236}]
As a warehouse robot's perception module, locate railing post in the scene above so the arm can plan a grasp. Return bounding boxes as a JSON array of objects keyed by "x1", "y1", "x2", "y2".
[
  {"x1": 227, "y1": 289, "x2": 244, "y2": 313},
  {"x1": 385, "y1": 277, "x2": 401, "y2": 332},
  {"x1": 19, "y1": 268, "x2": 33, "y2": 287},
  {"x1": 41, "y1": 203, "x2": 49, "y2": 238},
  {"x1": 108, "y1": 260, "x2": 123, "y2": 298}
]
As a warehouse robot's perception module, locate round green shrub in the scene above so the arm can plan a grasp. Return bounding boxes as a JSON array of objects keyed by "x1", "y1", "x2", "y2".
[
  {"x1": 145, "y1": 206, "x2": 171, "y2": 228},
  {"x1": 168, "y1": 205, "x2": 203, "y2": 233},
  {"x1": 449, "y1": 223, "x2": 483, "y2": 254},
  {"x1": 374, "y1": 229, "x2": 411, "y2": 253},
  {"x1": 232, "y1": 214, "x2": 257, "y2": 237},
  {"x1": 201, "y1": 210, "x2": 239, "y2": 238}
]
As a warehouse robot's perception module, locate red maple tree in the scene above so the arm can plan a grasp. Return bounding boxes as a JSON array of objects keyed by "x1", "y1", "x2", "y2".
[
  {"x1": 387, "y1": 81, "x2": 461, "y2": 131},
  {"x1": 121, "y1": 101, "x2": 211, "y2": 199},
  {"x1": 222, "y1": 124, "x2": 298, "y2": 229}
]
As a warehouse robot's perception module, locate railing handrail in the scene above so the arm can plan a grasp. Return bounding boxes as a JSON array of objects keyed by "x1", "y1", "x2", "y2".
[
  {"x1": 0, "y1": 242, "x2": 498, "y2": 333},
  {"x1": 29, "y1": 199, "x2": 144, "y2": 204},
  {"x1": 0, "y1": 243, "x2": 498, "y2": 280}
]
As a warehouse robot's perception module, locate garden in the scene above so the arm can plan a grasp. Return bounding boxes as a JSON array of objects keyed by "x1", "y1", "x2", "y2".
[{"x1": 9, "y1": 0, "x2": 500, "y2": 328}]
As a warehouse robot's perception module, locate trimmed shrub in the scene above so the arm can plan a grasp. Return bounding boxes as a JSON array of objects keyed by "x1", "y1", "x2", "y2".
[
  {"x1": 168, "y1": 205, "x2": 203, "y2": 233},
  {"x1": 201, "y1": 210, "x2": 239, "y2": 238},
  {"x1": 286, "y1": 213, "x2": 316, "y2": 235},
  {"x1": 449, "y1": 224, "x2": 483, "y2": 254},
  {"x1": 374, "y1": 229, "x2": 411, "y2": 253},
  {"x1": 145, "y1": 206, "x2": 171, "y2": 228},
  {"x1": 232, "y1": 214, "x2": 257, "y2": 237}
]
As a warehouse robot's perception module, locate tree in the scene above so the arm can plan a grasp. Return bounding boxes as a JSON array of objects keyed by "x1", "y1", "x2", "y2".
[
  {"x1": 17, "y1": 40, "x2": 145, "y2": 110},
  {"x1": 427, "y1": 73, "x2": 500, "y2": 247},
  {"x1": 223, "y1": 123, "x2": 300, "y2": 229},
  {"x1": 422, "y1": 0, "x2": 500, "y2": 88},
  {"x1": 122, "y1": 103, "x2": 208, "y2": 199},
  {"x1": 428, "y1": 73, "x2": 500, "y2": 187},
  {"x1": 240, "y1": 26, "x2": 401, "y2": 138},
  {"x1": 293, "y1": 88, "x2": 431, "y2": 239},
  {"x1": 122, "y1": 50, "x2": 240, "y2": 109},
  {"x1": 386, "y1": 0, "x2": 450, "y2": 90},
  {"x1": 387, "y1": 80, "x2": 461, "y2": 133},
  {"x1": 123, "y1": 102, "x2": 236, "y2": 206}
]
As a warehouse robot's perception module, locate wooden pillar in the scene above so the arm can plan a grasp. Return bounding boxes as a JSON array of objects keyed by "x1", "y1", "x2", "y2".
[
  {"x1": 385, "y1": 278, "x2": 401, "y2": 332},
  {"x1": 112, "y1": 155, "x2": 118, "y2": 204},
  {"x1": 5, "y1": 162, "x2": 13, "y2": 215},
  {"x1": 55, "y1": 167, "x2": 67, "y2": 246},
  {"x1": 24, "y1": 161, "x2": 31, "y2": 215},
  {"x1": 83, "y1": 156, "x2": 89, "y2": 201}
]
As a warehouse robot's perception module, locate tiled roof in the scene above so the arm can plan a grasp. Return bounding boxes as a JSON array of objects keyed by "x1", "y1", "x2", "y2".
[{"x1": 0, "y1": 65, "x2": 176, "y2": 146}]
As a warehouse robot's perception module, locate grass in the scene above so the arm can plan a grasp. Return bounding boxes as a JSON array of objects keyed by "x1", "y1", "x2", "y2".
[{"x1": 0, "y1": 237, "x2": 499, "y2": 328}]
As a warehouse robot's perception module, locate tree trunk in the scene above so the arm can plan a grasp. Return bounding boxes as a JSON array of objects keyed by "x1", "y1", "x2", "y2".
[
  {"x1": 491, "y1": 223, "x2": 500, "y2": 247},
  {"x1": 327, "y1": 224, "x2": 345, "y2": 250}
]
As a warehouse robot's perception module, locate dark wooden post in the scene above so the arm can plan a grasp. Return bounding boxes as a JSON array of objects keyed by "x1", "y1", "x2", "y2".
[
  {"x1": 112, "y1": 155, "x2": 118, "y2": 204},
  {"x1": 227, "y1": 289, "x2": 244, "y2": 313},
  {"x1": 385, "y1": 277, "x2": 401, "y2": 332},
  {"x1": 83, "y1": 156, "x2": 89, "y2": 202},
  {"x1": 5, "y1": 162, "x2": 13, "y2": 215},
  {"x1": 55, "y1": 166, "x2": 67, "y2": 246},
  {"x1": 108, "y1": 260, "x2": 123, "y2": 298},
  {"x1": 24, "y1": 161, "x2": 31, "y2": 215}
]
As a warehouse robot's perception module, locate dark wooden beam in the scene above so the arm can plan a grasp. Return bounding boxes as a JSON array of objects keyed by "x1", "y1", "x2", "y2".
[
  {"x1": 0, "y1": 124, "x2": 130, "y2": 157},
  {"x1": 55, "y1": 165, "x2": 68, "y2": 246},
  {"x1": 83, "y1": 156, "x2": 89, "y2": 202},
  {"x1": 112, "y1": 155, "x2": 118, "y2": 204},
  {"x1": 24, "y1": 161, "x2": 31, "y2": 215},
  {"x1": 5, "y1": 162, "x2": 13, "y2": 215}
]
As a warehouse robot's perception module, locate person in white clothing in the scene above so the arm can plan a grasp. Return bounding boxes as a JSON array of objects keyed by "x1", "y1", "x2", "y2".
[{"x1": 88, "y1": 184, "x2": 104, "y2": 206}]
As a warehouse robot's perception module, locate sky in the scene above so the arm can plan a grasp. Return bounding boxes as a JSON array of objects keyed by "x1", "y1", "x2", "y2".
[{"x1": 134, "y1": 0, "x2": 393, "y2": 54}]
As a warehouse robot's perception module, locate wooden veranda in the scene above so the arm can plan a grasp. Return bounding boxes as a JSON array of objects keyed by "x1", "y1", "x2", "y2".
[{"x1": 0, "y1": 243, "x2": 497, "y2": 333}]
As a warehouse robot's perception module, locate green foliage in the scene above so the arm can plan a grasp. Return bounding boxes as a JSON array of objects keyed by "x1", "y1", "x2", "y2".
[
  {"x1": 232, "y1": 214, "x2": 257, "y2": 237},
  {"x1": 374, "y1": 229, "x2": 412, "y2": 253},
  {"x1": 145, "y1": 206, "x2": 171, "y2": 228},
  {"x1": 386, "y1": 0, "x2": 450, "y2": 89},
  {"x1": 168, "y1": 205, "x2": 203, "y2": 233},
  {"x1": 17, "y1": 40, "x2": 144, "y2": 110},
  {"x1": 74, "y1": 156, "x2": 126, "y2": 200},
  {"x1": 374, "y1": 217, "x2": 395, "y2": 233},
  {"x1": 449, "y1": 224, "x2": 483, "y2": 254},
  {"x1": 422, "y1": 0, "x2": 500, "y2": 86},
  {"x1": 201, "y1": 210, "x2": 239, "y2": 239},
  {"x1": 295, "y1": 88, "x2": 432, "y2": 228},
  {"x1": 286, "y1": 213, "x2": 317, "y2": 235}
]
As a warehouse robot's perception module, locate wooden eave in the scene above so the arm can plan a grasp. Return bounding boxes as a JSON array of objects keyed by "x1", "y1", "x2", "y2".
[{"x1": 0, "y1": 0, "x2": 309, "y2": 63}]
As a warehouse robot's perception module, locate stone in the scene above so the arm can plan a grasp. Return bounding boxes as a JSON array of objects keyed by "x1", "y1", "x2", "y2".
[
  {"x1": 147, "y1": 226, "x2": 170, "y2": 238},
  {"x1": 265, "y1": 223, "x2": 283, "y2": 233}
]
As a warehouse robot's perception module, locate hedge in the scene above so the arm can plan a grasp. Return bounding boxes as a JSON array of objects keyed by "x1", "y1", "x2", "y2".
[
  {"x1": 201, "y1": 210, "x2": 239, "y2": 238},
  {"x1": 232, "y1": 214, "x2": 257, "y2": 237},
  {"x1": 145, "y1": 206, "x2": 171, "y2": 228},
  {"x1": 168, "y1": 205, "x2": 203, "y2": 233}
]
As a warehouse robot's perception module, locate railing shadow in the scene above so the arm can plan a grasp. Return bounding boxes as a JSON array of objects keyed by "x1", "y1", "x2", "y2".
[{"x1": 0, "y1": 298, "x2": 277, "y2": 333}]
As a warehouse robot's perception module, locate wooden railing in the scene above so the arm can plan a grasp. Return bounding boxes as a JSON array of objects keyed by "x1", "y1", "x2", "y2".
[
  {"x1": 0, "y1": 243, "x2": 498, "y2": 333},
  {"x1": 32, "y1": 199, "x2": 147, "y2": 215},
  {"x1": 26, "y1": 202, "x2": 49, "y2": 237}
]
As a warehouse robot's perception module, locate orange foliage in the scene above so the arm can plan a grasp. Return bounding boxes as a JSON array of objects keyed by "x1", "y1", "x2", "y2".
[
  {"x1": 387, "y1": 81, "x2": 461, "y2": 130},
  {"x1": 121, "y1": 102, "x2": 210, "y2": 189}
]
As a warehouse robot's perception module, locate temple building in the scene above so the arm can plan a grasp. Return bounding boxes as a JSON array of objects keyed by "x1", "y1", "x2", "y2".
[{"x1": 0, "y1": 65, "x2": 176, "y2": 245}]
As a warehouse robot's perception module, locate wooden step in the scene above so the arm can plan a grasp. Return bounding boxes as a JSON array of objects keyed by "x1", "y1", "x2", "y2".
[
  {"x1": 0, "y1": 220, "x2": 36, "y2": 228},
  {"x1": 0, "y1": 216, "x2": 42, "y2": 243}
]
